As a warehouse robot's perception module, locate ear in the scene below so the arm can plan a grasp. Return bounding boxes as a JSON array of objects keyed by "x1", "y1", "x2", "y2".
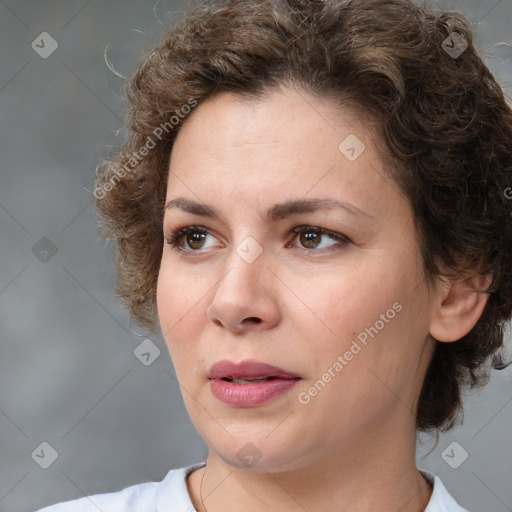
[{"x1": 429, "y1": 272, "x2": 493, "y2": 343}]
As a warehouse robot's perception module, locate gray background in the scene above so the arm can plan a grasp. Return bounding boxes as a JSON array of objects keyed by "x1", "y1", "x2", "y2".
[{"x1": 0, "y1": 1, "x2": 511, "y2": 511}]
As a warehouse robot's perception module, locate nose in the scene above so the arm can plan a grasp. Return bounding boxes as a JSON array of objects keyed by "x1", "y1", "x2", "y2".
[{"x1": 206, "y1": 241, "x2": 280, "y2": 334}]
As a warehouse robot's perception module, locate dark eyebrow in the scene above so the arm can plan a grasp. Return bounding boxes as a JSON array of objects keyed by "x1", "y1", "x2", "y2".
[{"x1": 164, "y1": 197, "x2": 373, "y2": 221}]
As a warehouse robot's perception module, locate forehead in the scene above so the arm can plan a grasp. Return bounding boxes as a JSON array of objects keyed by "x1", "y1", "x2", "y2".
[
  {"x1": 171, "y1": 87, "x2": 365, "y2": 159},
  {"x1": 165, "y1": 87, "x2": 403, "y2": 222}
]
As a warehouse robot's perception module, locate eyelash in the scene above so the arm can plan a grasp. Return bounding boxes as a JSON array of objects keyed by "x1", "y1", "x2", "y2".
[{"x1": 164, "y1": 224, "x2": 350, "y2": 254}]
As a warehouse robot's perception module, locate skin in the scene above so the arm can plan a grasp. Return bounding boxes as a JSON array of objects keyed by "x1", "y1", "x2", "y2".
[{"x1": 156, "y1": 85, "x2": 491, "y2": 512}]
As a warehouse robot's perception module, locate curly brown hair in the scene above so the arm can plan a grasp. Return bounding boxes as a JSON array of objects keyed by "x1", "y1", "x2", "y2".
[{"x1": 94, "y1": 0, "x2": 512, "y2": 432}]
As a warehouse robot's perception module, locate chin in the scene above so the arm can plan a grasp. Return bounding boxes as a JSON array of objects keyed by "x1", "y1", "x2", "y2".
[{"x1": 206, "y1": 432, "x2": 312, "y2": 474}]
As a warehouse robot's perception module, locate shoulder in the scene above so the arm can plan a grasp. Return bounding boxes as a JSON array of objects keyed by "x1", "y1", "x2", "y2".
[
  {"x1": 420, "y1": 469, "x2": 471, "y2": 512},
  {"x1": 35, "y1": 462, "x2": 206, "y2": 512},
  {"x1": 34, "y1": 481, "x2": 159, "y2": 512}
]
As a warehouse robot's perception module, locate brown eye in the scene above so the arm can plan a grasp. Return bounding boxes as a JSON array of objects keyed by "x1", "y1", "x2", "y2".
[
  {"x1": 185, "y1": 231, "x2": 207, "y2": 250},
  {"x1": 299, "y1": 230, "x2": 322, "y2": 249},
  {"x1": 166, "y1": 226, "x2": 213, "y2": 251},
  {"x1": 289, "y1": 226, "x2": 349, "y2": 252}
]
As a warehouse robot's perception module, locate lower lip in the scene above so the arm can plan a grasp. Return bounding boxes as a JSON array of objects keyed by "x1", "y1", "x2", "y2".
[{"x1": 209, "y1": 378, "x2": 301, "y2": 407}]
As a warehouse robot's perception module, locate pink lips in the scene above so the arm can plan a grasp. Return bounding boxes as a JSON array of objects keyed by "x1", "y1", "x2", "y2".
[{"x1": 208, "y1": 359, "x2": 301, "y2": 407}]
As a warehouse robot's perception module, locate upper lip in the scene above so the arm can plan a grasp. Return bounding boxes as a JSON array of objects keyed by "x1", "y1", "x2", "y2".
[{"x1": 208, "y1": 359, "x2": 301, "y2": 380}]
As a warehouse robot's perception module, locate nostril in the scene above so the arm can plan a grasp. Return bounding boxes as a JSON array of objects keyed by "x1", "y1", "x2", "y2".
[{"x1": 247, "y1": 317, "x2": 262, "y2": 323}]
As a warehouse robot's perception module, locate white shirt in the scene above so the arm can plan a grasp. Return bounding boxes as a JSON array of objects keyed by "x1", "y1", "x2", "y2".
[{"x1": 36, "y1": 462, "x2": 470, "y2": 512}]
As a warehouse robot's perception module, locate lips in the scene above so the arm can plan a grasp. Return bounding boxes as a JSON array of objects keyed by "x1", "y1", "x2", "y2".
[
  {"x1": 208, "y1": 359, "x2": 302, "y2": 407},
  {"x1": 208, "y1": 359, "x2": 301, "y2": 381}
]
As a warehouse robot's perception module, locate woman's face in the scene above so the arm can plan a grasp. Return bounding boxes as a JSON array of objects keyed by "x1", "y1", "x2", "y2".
[{"x1": 157, "y1": 86, "x2": 436, "y2": 471}]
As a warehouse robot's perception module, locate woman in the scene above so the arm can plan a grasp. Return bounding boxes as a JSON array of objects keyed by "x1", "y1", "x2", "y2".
[{"x1": 37, "y1": 0, "x2": 512, "y2": 510}]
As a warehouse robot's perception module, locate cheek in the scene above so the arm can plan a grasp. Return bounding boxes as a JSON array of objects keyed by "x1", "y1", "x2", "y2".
[
  {"x1": 291, "y1": 250, "x2": 421, "y2": 371},
  {"x1": 156, "y1": 262, "x2": 207, "y2": 359},
  {"x1": 287, "y1": 260, "x2": 395, "y2": 345},
  {"x1": 292, "y1": 272, "x2": 425, "y2": 432}
]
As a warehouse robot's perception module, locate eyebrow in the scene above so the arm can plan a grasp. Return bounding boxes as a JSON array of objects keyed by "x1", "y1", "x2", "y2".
[{"x1": 164, "y1": 197, "x2": 373, "y2": 222}]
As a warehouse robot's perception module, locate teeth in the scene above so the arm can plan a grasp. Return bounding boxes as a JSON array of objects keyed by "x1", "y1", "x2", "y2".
[{"x1": 229, "y1": 377, "x2": 273, "y2": 384}]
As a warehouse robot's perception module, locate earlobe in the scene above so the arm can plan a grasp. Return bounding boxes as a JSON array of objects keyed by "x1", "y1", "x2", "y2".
[{"x1": 429, "y1": 273, "x2": 493, "y2": 343}]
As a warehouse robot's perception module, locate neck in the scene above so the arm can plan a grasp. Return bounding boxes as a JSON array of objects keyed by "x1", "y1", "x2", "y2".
[{"x1": 187, "y1": 416, "x2": 432, "y2": 512}]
